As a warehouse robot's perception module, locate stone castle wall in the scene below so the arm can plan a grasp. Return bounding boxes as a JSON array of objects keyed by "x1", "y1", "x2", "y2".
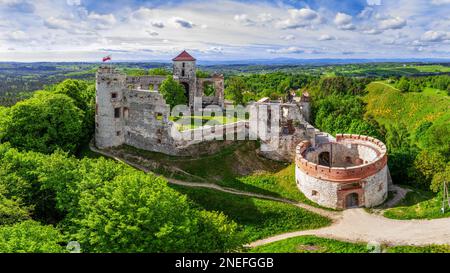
[
  {"x1": 295, "y1": 134, "x2": 388, "y2": 209},
  {"x1": 95, "y1": 66, "x2": 312, "y2": 159}
]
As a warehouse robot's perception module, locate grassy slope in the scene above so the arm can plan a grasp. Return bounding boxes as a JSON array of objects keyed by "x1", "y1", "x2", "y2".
[
  {"x1": 383, "y1": 186, "x2": 450, "y2": 219},
  {"x1": 364, "y1": 81, "x2": 449, "y2": 134},
  {"x1": 170, "y1": 185, "x2": 331, "y2": 243},
  {"x1": 365, "y1": 82, "x2": 449, "y2": 219},
  {"x1": 118, "y1": 142, "x2": 318, "y2": 205},
  {"x1": 249, "y1": 235, "x2": 450, "y2": 253}
]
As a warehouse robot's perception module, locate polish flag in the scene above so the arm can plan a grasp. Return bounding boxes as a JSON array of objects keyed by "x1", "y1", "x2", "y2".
[{"x1": 102, "y1": 55, "x2": 112, "y2": 62}]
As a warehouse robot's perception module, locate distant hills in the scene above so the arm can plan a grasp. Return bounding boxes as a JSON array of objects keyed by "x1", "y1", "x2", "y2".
[{"x1": 1, "y1": 58, "x2": 450, "y2": 66}]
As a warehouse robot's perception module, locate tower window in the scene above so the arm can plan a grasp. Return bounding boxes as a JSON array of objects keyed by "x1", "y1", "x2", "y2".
[
  {"x1": 182, "y1": 69, "x2": 185, "y2": 77},
  {"x1": 114, "y1": 107, "x2": 121, "y2": 118},
  {"x1": 111, "y1": 92, "x2": 118, "y2": 99},
  {"x1": 116, "y1": 131, "x2": 121, "y2": 136},
  {"x1": 182, "y1": 62, "x2": 185, "y2": 67}
]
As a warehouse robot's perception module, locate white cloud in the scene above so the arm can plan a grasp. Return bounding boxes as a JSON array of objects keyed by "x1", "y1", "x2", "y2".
[
  {"x1": 277, "y1": 8, "x2": 321, "y2": 29},
  {"x1": 280, "y1": 34, "x2": 295, "y2": 40},
  {"x1": 318, "y1": 34, "x2": 335, "y2": 41},
  {"x1": 66, "y1": 0, "x2": 81, "y2": 6},
  {"x1": 234, "y1": 14, "x2": 254, "y2": 26},
  {"x1": 171, "y1": 17, "x2": 194, "y2": 28},
  {"x1": 367, "y1": 0, "x2": 382, "y2": 5},
  {"x1": 268, "y1": 46, "x2": 304, "y2": 54},
  {"x1": 151, "y1": 21, "x2": 165, "y2": 28},
  {"x1": 43, "y1": 17, "x2": 71, "y2": 30},
  {"x1": 146, "y1": 30, "x2": 159, "y2": 36},
  {"x1": 88, "y1": 12, "x2": 116, "y2": 29},
  {"x1": 1, "y1": 0, "x2": 449, "y2": 61},
  {"x1": 5, "y1": 30, "x2": 27, "y2": 41},
  {"x1": 257, "y1": 13, "x2": 273, "y2": 23},
  {"x1": 334, "y1": 12, "x2": 355, "y2": 30},
  {"x1": 431, "y1": 0, "x2": 450, "y2": 5},
  {"x1": 421, "y1": 30, "x2": 450, "y2": 42},
  {"x1": 363, "y1": 28, "x2": 382, "y2": 35},
  {"x1": 289, "y1": 8, "x2": 319, "y2": 20},
  {"x1": 379, "y1": 17, "x2": 406, "y2": 30}
]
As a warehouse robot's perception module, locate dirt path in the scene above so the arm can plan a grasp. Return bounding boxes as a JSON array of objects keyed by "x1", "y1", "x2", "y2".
[
  {"x1": 384, "y1": 185, "x2": 411, "y2": 208},
  {"x1": 90, "y1": 145, "x2": 450, "y2": 247},
  {"x1": 249, "y1": 208, "x2": 450, "y2": 247}
]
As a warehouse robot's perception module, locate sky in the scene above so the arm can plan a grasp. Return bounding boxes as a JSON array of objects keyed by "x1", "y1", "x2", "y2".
[{"x1": 0, "y1": 0, "x2": 450, "y2": 62}]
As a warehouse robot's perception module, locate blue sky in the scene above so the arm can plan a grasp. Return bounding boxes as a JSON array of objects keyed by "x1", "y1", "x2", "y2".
[{"x1": 0, "y1": 0, "x2": 449, "y2": 61}]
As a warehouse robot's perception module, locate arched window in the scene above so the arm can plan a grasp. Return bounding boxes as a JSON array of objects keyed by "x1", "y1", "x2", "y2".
[{"x1": 318, "y1": 152, "x2": 330, "y2": 167}]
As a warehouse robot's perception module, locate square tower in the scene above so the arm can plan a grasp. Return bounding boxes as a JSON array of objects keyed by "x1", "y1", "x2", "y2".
[{"x1": 172, "y1": 50, "x2": 197, "y2": 108}]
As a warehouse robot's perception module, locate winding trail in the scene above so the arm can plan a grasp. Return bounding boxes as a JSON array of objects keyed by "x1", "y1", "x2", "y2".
[{"x1": 90, "y1": 145, "x2": 450, "y2": 247}]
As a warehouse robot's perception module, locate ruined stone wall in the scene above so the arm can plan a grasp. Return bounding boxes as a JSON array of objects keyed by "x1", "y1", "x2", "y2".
[
  {"x1": 126, "y1": 76, "x2": 166, "y2": 91},
  {"x1": 122, "y1": 89, "x2": 176, "y2": 155},
  {"x1": 96, "y1": 66, "x2": 312, "y2": 160},
  {"x1": 256, "y1": 102, "x2": 315, "y2": 161},
  {"x1": 197, "y1": 74, "x2": 225, "y2": 108}
]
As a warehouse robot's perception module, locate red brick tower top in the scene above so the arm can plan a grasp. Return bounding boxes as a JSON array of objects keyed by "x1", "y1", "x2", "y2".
[{"x1": 172, "y1": 50, "x2": 196, "y2": 61}]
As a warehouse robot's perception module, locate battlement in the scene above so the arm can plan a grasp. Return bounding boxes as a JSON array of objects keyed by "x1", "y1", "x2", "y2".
[
  {"x1": 97, "y1": 65, "x2": 119, "y2": 74},
  {"x1": 295, "y1": 134, "x2": 388, "y2": 183}
]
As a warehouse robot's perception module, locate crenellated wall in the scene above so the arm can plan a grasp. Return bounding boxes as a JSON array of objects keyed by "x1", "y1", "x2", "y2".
[{"x1": 295, "y1": 134, "x2": 388, "y2": 209}]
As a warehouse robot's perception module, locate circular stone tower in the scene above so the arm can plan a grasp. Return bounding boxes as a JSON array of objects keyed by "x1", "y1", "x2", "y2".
[{"x1": 295, "y1": 134, "x2": 388, "y2": 209}]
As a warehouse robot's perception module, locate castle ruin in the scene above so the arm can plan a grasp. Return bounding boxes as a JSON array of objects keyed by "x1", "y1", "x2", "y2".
[{"x1": 95, "y1": 50, "x2": 388, "y2": 209}]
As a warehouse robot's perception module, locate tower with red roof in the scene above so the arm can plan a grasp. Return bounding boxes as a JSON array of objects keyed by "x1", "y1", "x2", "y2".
[{"x1": 172, "y1": 50, "x2": 197, "y2": 108}]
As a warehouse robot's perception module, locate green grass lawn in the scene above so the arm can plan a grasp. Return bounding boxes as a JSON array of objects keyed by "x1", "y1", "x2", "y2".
[
  {"x1": 387, "y1": 245, "x2": 450, "y2": 253},
  {"x1": 170, "y1": 185, "x2": 331, "y2": 243},
  {"x1": 383, "y1": 186, "x2": 450, "y2": 219},
  {"x1": 411, "y1": 65, "x2": 450, "y2": 73},
  {"x1": 249, "y1": 236, "x2": 369, "y2": 253},
  {"x1": 249, "y1": 235, "x2": 450, "y2": 253}
]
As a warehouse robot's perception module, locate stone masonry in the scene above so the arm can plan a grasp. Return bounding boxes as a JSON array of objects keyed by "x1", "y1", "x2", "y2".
[{"x1": 95, "y1": 50, "x2": 389, "y2": 209}]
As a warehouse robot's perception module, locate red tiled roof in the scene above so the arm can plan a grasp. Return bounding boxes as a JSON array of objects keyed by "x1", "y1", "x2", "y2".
[{"x1": 172, "y1": 50, "x2": 196, "y2": 61}]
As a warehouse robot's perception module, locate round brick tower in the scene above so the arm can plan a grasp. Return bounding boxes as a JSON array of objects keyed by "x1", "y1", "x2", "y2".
[{"x1": 295, "y1": 134, "x2": 388, "y2": 209}]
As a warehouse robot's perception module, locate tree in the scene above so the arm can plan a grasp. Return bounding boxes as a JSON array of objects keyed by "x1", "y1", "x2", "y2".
[
  {"x1": 411, "y1": 150, "x2": 447, "y2": 189},
  {"x1": 70, "y1": 167, "x2": 243, "y2": 253},
  {"x1": 1, "y1": 92, "x2": 84, "y2": 154},
  {"x1": 196, "y1": 70, "x2": 211, "y2": 78},
  {"x1": 54, "y1": 79, "x2": 92, "y2": 111},
  {"x1": 159, "y1": 76, "x2": 187, "y2": 108},
  {"x1": 225, "y1": 77, "x2": 248, "y2": 105},
  {"x1": 0, "y1": 221, "x2": 65, "y2": 253},
  {"x1": 387, "y1": 147, "x2": 418, "y2": 186},
  {"x1": 0, "y1": 184, "x2": 30, "y2": 225},
  {"x1": 0, "y1": 144, "x2": 62, "y2": 223},
  {"x1": 53, "y1": 80, "x2": 96, "y2": 144},
  {"x1": 431, "y1": 163, "x2": 450, "y2": 193},
  {"x1": 385, "y1": 123, "x2": 410, "y2": 150},
  {"x1": 396, "y1": 77, "x2": 410, "y2": 92}
]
